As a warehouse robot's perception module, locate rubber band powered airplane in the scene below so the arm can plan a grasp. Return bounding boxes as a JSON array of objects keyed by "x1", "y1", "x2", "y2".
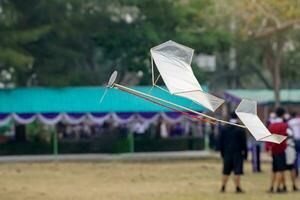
[{"x1": 104, "y1": 40, "x2": 286, "y2": 144}]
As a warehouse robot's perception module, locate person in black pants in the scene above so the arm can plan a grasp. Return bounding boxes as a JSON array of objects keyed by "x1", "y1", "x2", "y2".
[{"x1": 219, "y1": 113, "x2": 248, "y2": 193}]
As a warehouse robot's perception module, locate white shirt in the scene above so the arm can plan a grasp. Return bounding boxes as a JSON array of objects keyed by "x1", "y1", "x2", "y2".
[
  {"x1": 131, "y1": 122, "x2": 148, "y2": 134},
  {"x1": 160, "y1": 122, "x2": 168, "y2": 138},
  {"x1": 288, "y1": 117, "x2": 300, "y2": 140},
  {"x1": 286, "y1": 128, "x2": 296, "y2": 164}
]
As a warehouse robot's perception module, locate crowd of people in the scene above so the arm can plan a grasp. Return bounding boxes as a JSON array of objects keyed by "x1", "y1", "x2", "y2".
[
  {"x1": 219, "y1": 107, "x2": 300, "y2": 194},
  {"x1": 56, "y1": 122, "x2": 109, "y2": 140},
  {"x1": 55, "y1": 116, "x2": 214, "y2": 141},
  {"x1": 131, "y1": 117, "x2": 209, "y2": 139},
  {"x1": 266, "y1": 108, "x2": 299, "y2": 193}
]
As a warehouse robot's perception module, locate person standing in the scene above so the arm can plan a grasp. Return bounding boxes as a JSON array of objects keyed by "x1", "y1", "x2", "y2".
[
  {"x1": 219, "y1": 113, "x2": 247, "y2": 193},
  {"x1": 250, "y1": 138, "x2": 262, "y2": 173},
  {"x1": 285, "y1": 128, "x2": 298, "y2": 191},
  {"x1": 288, "y1": 112, "x2": 300, "y2": 176},
  {"x1": 266, "y1": 107, "x2": 288, "y2": 193}
]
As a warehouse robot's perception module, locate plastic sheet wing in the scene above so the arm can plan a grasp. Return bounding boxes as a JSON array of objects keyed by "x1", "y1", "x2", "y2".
[
  {"x1": 150, "y1": 40, "x2": 224, "y2": 112},
  {"x1": 235, "y1": 99, "x2": 286, "y2": 144}
]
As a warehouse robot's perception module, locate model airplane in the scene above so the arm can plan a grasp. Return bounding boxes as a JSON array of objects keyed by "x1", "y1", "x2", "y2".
[{"x1": 104, "y1": 40, "x2": 286, "y2": 144}]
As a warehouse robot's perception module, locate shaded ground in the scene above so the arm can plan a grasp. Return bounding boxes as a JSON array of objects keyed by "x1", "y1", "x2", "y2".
[{"x1": 0, "y1": 159, "x2": 298, "y2": 200}]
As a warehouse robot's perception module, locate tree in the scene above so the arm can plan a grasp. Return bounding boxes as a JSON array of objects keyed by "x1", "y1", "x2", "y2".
[
  {"x1": 207, "y1": 0, "x2": 300, "y2": 106},
  {"x1": 0, "y1": 0, "x2": 50, "y2": 86},
  {"x1": 0, "y1": 0, "x2": 233, "y2": 88},
  {"x1": 93, "y1": 0, "x2": 222, "y2": 86}
]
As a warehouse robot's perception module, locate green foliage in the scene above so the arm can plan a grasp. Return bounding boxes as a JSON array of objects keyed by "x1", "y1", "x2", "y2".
[
  {"x1": 0, "y1": 48, "x2": 33, "y2": 68},
  {"x1": 8, "y1": 0, "x2": 300, "y2": 89},
  {"x1": 0, "y1": 0, "x2": 227, "y2": 87}
]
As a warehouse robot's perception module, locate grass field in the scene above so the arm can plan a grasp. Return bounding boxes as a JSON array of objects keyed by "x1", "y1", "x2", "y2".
[{"x1": 0, "y1": 159, "x2": 298, "y2": 200}]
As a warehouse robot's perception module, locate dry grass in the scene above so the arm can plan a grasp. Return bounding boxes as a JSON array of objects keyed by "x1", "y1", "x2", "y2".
[{"x1": 0, "y1": 159, "x2": 298, "y2": 200}]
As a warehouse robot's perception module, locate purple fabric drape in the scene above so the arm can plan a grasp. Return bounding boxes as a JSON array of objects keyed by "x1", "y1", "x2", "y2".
[
  {"x1": 41, "y1": 113, "x2": 60, "y2": 119},
  {"x1": 138, "y1": 112, "x2": 157, "y2": 119},
  {"x1": 0, "y1": 113, "x2": 11, "y2": 126},
  {"x1": 90, "y1": 113, "x2": 108, "y2": 118},
  {"x1": 13, "y1": 113, "x2": 36, "y2": 124},
  {"x1": 66, "y1": 113, "x2": 85, "y2": 119},
  {"x1": 87, "y1": 113, "x2": 111, "y2": 124},
  {"x1": 165, "y1": 112, "x2": 181, "y2": 119},
  {"x1": 115, "y1": 112, "x2": 134, "y2": 120},
  {"x1": 0, "y1": 114, "x2": 10, "y2": 120},
  {"x1": 0, "y1": 111, "x2": 200, "y2": 126},
  {"x1": 16, "y1": 113, "x2": 35, "y2": 119}
]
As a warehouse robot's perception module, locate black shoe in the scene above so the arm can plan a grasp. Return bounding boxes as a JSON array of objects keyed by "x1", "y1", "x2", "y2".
[
  {"x1": 282, "y1": 185, "x2": 287, "y2": 192},
  {"x1": 267, "y1": 187, "x2": 274, "y2": 193},
  {"x1": 236, "y1": 187, "x2": 245, "y2": 193},
  {"x1": 276, "y1": 188, "x2": 286, "y2": 193},
  {"x1": 293, "y1": 185, "x2": 298, "y2": 192},
  {"x1": 220, "y1": 186, "x2": 225, "y2": 193},
  {"x1": 276, "y1": 188, "x2": 282, "y2": 193}
]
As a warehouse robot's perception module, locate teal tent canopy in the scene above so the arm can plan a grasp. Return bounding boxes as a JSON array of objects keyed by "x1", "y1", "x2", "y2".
[
  {"x1": 224, "y1": 89, "x2": 300, "y2": 105},
  {"x1": 0, "y1": 86, "x2": 206, "y2": 113}
]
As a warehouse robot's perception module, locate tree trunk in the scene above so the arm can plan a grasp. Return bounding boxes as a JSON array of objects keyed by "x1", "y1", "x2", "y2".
[
  {"x1": 267, "y1": 54, "x2": 281, "y2": 107},
  {"x1": 266, "y1": 39, "x2": 283, "y2": 108},
  {"x1": 273, "y1": 60, "x2": 281, "y2": 107},
  {"x1": 274, "y1": 39, "x2": 284, "y2": 107}
]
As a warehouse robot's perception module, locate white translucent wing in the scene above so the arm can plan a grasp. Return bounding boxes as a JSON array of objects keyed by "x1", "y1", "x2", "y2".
[
  {"x1": 151, "y1": 50, "x2": 201, "y2": 93},
  {"x1": 259, "y1": 134, "x2": 287, "y2": 144},
  {"x1": 152, "y1": 40, "x2": 194, "y2": 65},
  {"x1": 176, "y1": 91, "x2": 225, "y2": 112},
  {"x1": 151, "y1": 40, "x2": 224, "y2": 112},
  {"x1": 235, "y1": 99, "x2": 286, "y2": 144}
]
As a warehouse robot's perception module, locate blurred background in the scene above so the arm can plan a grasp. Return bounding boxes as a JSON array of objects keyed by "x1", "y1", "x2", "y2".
[
  {"x1": 1, "y1": 1, "x2": 300, "y2": 199},
  {"x1": 1, "y1": 0, "x2": 300, "y2": 155}
]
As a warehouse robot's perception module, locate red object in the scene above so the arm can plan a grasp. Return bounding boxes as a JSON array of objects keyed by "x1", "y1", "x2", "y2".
[{"x1": 266, "y1": 121, "x2": 288, "y2": 155}]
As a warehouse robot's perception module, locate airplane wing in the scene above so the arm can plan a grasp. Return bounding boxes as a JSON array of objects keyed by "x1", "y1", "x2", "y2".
[{"x1": 235, "y1": 99, "x2": 286, "y2": 144}]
